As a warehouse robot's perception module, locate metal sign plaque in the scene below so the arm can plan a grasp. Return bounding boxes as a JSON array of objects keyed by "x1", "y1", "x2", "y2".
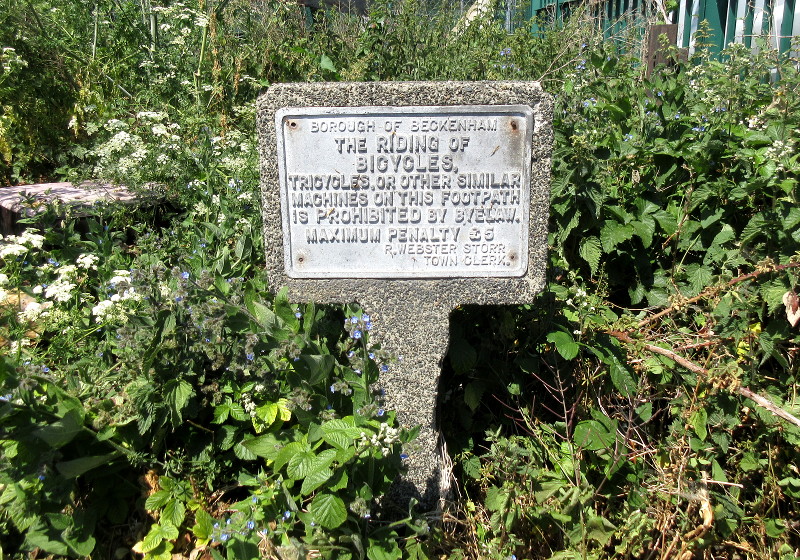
[{"x1": 276, "y1": 105, "x2": 533, "y2": 278}]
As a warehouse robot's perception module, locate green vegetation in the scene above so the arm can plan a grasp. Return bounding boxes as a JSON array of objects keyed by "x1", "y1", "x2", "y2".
[{"x1": 1, "y1": 1, "x2": 799, "y2": 558}]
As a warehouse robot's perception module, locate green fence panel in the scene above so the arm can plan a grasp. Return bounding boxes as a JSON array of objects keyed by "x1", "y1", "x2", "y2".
[{"x1": 522, "y1": 0, "x2": 798, "y2": 57}]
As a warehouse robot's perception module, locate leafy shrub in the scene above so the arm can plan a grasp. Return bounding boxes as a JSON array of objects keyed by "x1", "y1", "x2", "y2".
[{"x1": 3, "y1": 1, "x2": 800, "y2": 559}]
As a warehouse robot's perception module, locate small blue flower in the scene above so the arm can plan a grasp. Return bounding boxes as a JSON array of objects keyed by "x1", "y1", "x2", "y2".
[
  {"x1": 41, "y1": 366, "x2": 50, "y2": 373},
  {"x1": 368, "y1": 352, "x2": 375, "y2": 359},
  {"x1": 226, "y1": 518, "x2": 232, "y2": 524},
  {"x1": 350, "y1": 316, "x2": 360, "y2": 324},
  {"x1": 365, "y1": 322, "x2": 372, "y2": 331},
  {"x1": 353, "y1": 330, "x2": 362, "y2": 339},
  {"x1": 213, "y1": 522, "x2": 220, "y2": 529},
  {"x1": 330, "y1": 384, "x2": 336, "y2": 393},
  {"x1": 347, "y1": 351, "x2": 355, "y2": 358},
  {"x1": 181, "y1": 271, "x2": 190, "y2": 279},
  {"x1": 377, "y1": 409, "x2": 385, "y2": 417},
  {"x1": 38, "y1": 474, "x2": 46, "y2": 481},
  {"x1": 283, "y1": 510, "x2": 291, "y2": 519},
  {"x1": 175, "y1": 296, "x2": 183, "y2": 302},
  {"x1": 295, "y1": 312, "x2": 302, "y2": 318},
  {"x1": 252, "y1": 496, "x2": 258, "y2": 503},
  {"x1": 361, "y1": 313, "x2": 370, "y2": 322},
  {"x1": 400, "y1": 453, "x2": 409, "y2": 460},
  {"x1": 246, "y1": 520, "x2": 255, "y2": 530},
  {"x1": 380, "y1": 364, "x2": 389, "y2": 373},
  {"x1": 500, "y1": 47, "x2": 511, "y2": 56},
  {"x1": 220, "y1": 533, "x2": 229, "y2": 542},
  {"x1": 246, "y1": 353, "x2": 254, "y2": 361}
]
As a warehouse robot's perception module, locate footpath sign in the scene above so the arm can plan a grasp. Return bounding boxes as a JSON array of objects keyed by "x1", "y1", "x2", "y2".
[{"x1": 257, "y1": 81, "x2": 552, "y2": 512}]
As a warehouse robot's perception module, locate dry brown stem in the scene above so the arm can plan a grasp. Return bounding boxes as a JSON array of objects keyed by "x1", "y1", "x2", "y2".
[
  {"x1": 637, "y1": 261, "x2": 800, "y2": 329},
  {"x1": 608, "y1": 331, "x2": 800, "y2": 429}
]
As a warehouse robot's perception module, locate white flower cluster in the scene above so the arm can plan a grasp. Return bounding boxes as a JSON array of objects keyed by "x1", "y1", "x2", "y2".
[
  {"x1": 91, "y1": 271, "x2": 140, "y2": 324},
  {"x1": 91, "y1": 114, "x2": 182, "y2": 180},
  {"x1": 358, "y1": 423, "x2": 401, "y2": 457},
  {"x1": 44, "y1": 277, "x2": 76, "y2": 303},
  {"x1": 242, "y1": 393, "x2": 257, "y2": 417},
  {"x1": 91, "y1": 299, "x2": 129, "y2": 324},
  {"x1": 76, "y1": 253, "x2": 99, "y2": 270},
  {"x1": 151, "y1": 2, "x2": 208, "y2": 47},
  {"x1": 18, "y1": 300, "x2": 51, "y2": 322},
  {"x1": 764, "y1": 139, "x2": 795, "y2": 164},
  {"x1": 0, "y1": 231, "x2": 45, "y2": 260}
]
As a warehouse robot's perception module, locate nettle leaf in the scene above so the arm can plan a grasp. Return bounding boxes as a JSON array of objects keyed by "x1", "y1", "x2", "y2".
[
  {"x1": 247, "y1": 299, "x2": 277, "y2": 331},
  {"x1": 573, "y1": 420, "x2": 615, "y2": 451},
  {"x1": 310, "y1": 448, "x2": 338, "y2": 472},
  {"x1": 322, "y1": 417, "x2": 365, "y2": 442},
  {"x1": 145, "y1": 490, "x2": 172, "y2": 512},
  {"x1": 255, "y1": 402, "x2": 278, "y2": 426},
  {"x1": 273, "y1": 441, "x2": 309, "y2": 472},
  {"x1": 164, "y1": 379, "x2": 193, "y2": 425},
  {"x1": 140, "y1": 523, "x2": 178, "y2": 553},
  {"x1": 367, "y1": 537, "x2": 402, "y2": 560},
  {"x1": 241, "y1": 433, "x2": 282, "y2": 460},
  {"x1": 464, "y1": 381, "x2": 486, "y2": 412},
  {"x1": 33, "y1": 408, "x2": 83, "y2": 449},
  {"x1": 301, "y1": 466, "x2": 333, "y2": 496},
  {"x1": 448, "y1": 336, "x2": 477, "y2": 374},
  {"x1": 579, "y1": 236, "x2": 602, "y2": 276},
  {"x1": 319, "y1": 54, "x2": 337, "y2": 73},
  {"x1": 600, "y1": 221, "x2": 634, "y2": 252},
  {"x1": 686, "y1": 263, "x2": 713, "y2": 295},
  {"x1": 709, "y1": 223, "x2": 736, "y2": 249},
  {"x1": 309, "y1": 493, "x2": 347, "y2": 529},
  {"x1": 56, "y1": 452, "x2": 119, "y2": 478},
  {"x1": 741, "y1": 212, "x2": 769, "y2": 244},
  {"x1": 690, "y1": 408, "x2": 708, "y2": 441},
  {"x1": 277, "y1": 399, "x2": 292, "y2": 422},
  {"x1": 607, "y1": 355, "x2": 637, "y2": 397},
  {"x1": 585, "y1": 515, "x2": 617, "y2": 546},
  {"x1": 287, "y1": 450, "x2": 317, "y2": 480},
  {"x1": 294, "y1": 354, "x2": 334, "y2": 386},
  {"x1": 760, "y1": 280, "x2": 790, "y2": 313},
  {"x1": 192, "y1": 509, "x2": 215, "y2": 541},
  {"x1": 547, "y1": 330, "x2": 580, "y2": 360},
  {"x1": 161, "y1": 500, "x2": 186, "y2": 528},
  {"x1": 631, "y1": 216, "x2": 656, "y2": 248},
  {"x1": 653, "y1": 208, "x2": 679, "y2": 236},
  {"x1": 234, "y1": 440, "x2": 258, "y2": 461},
  {"x1": 782, "y1": 206, "x2": 800, "y2": 230}
]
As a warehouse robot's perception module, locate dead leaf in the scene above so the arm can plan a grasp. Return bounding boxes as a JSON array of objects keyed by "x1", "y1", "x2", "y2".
[{"x1": 782, "y1": 291, "x2": 800, "y2": 327}]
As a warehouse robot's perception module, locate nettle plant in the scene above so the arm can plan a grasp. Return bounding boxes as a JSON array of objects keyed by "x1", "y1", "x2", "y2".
[{"x1": 439, "y1": 42, "x2": 800, "y2": 559}]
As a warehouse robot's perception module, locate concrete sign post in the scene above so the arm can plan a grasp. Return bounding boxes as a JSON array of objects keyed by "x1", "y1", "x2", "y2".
[{"x1": 257, "y1": 81, "x2": 552, "y2": 514}]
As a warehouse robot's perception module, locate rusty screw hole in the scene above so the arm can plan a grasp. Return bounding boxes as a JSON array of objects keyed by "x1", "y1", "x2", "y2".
[
  {"x1": 510, "y1": 120, "x2": 518, "y2": 131},
  {"x1": 288, "y1": 120, "x2": 297, "y2": 129}
]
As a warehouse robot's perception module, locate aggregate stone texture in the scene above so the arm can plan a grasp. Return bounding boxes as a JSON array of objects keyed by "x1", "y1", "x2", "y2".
[{"x1": 257, "y1": 81, "x2": 553, "y2": 513}]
